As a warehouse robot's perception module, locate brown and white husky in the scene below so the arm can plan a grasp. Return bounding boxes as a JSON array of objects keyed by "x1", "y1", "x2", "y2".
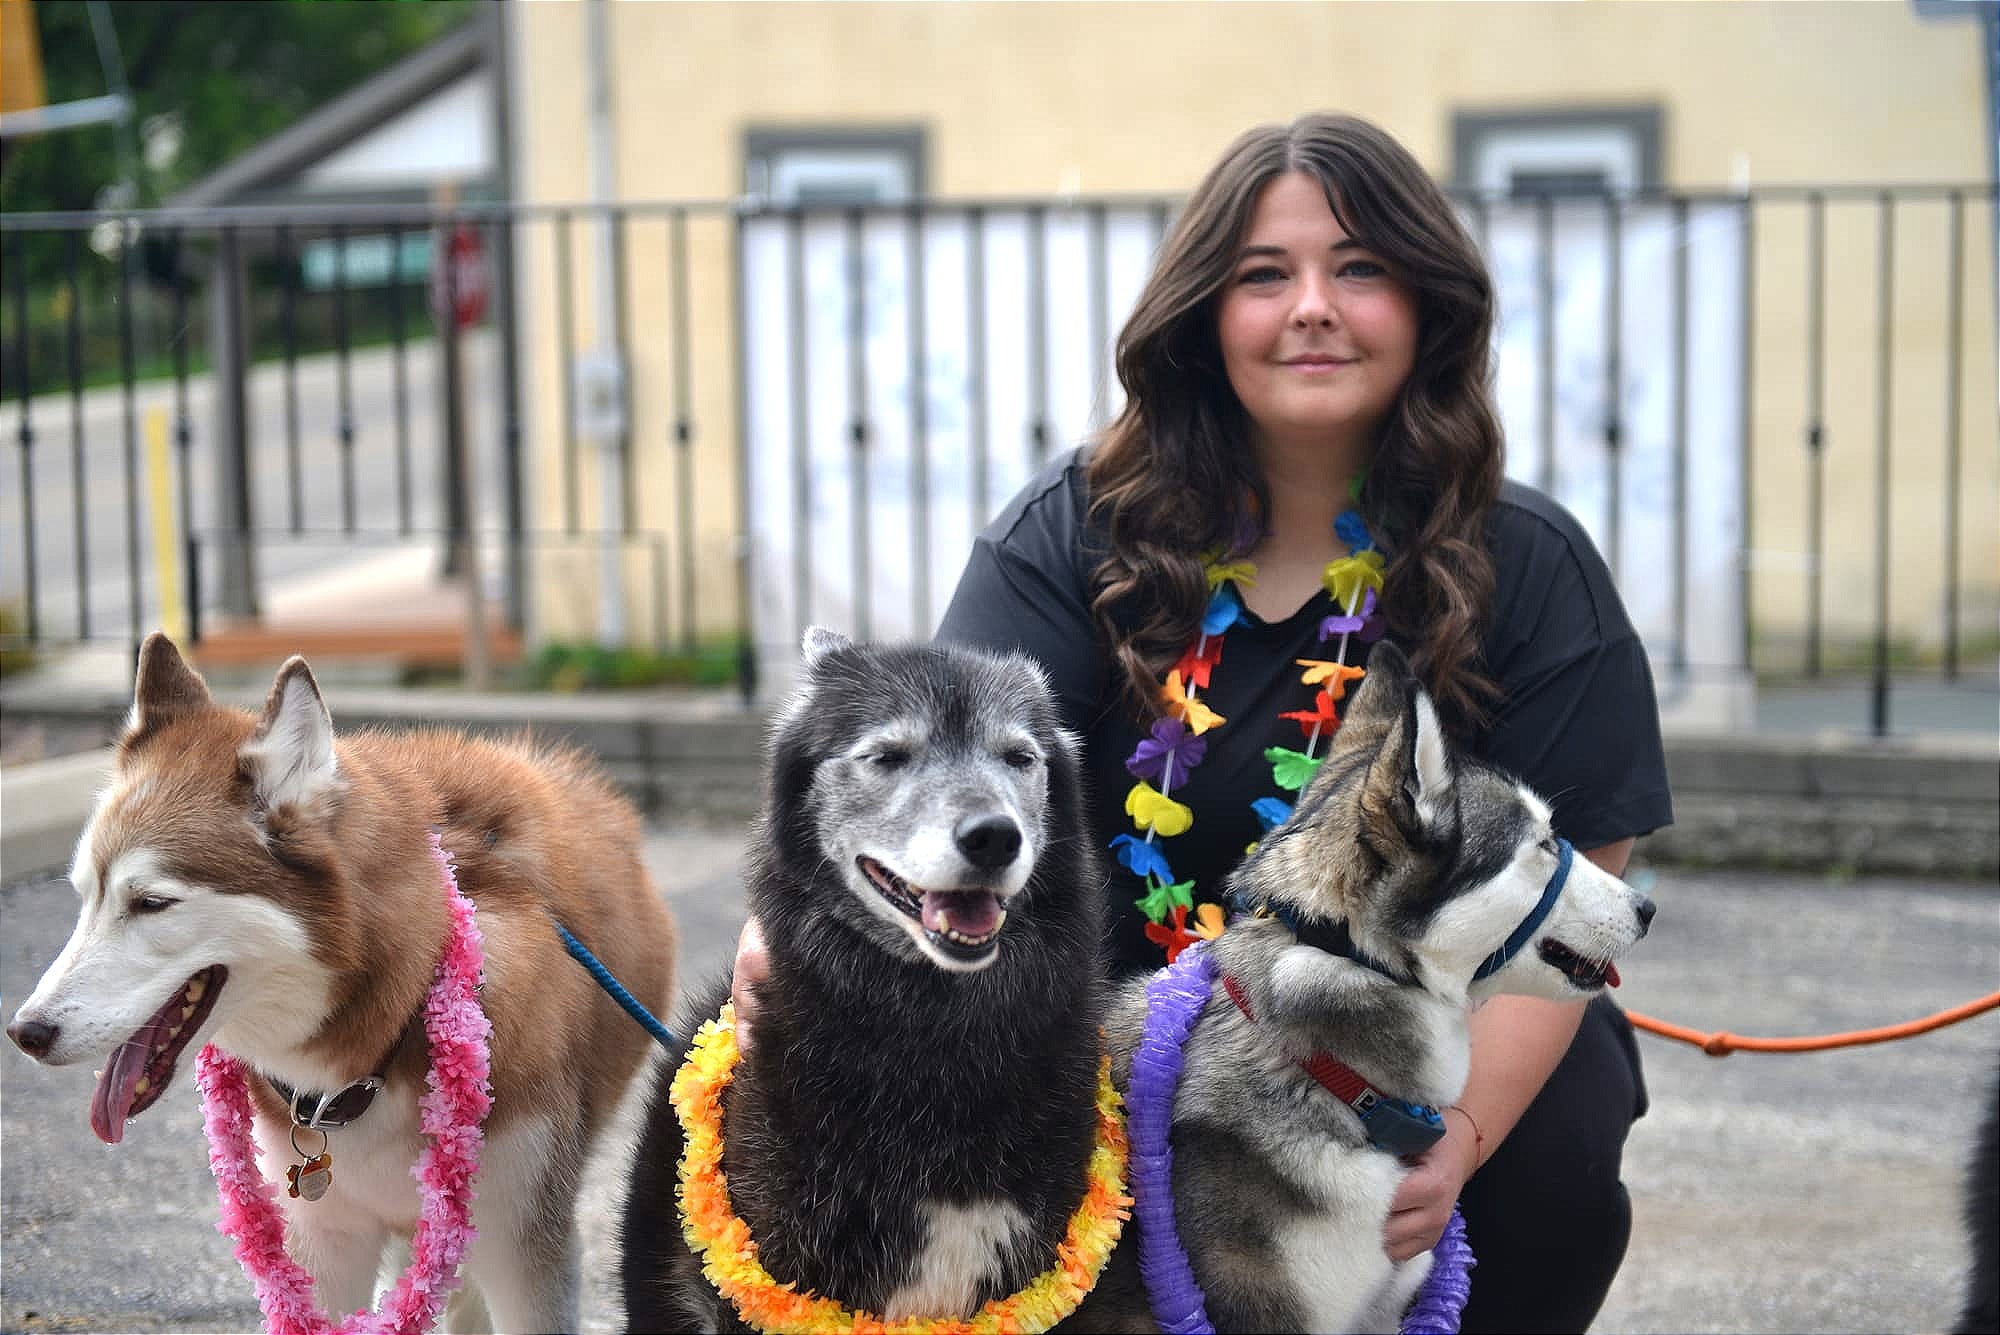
[{"x1": 6, "y1": 633, "x2": 678, "y2": 1333}]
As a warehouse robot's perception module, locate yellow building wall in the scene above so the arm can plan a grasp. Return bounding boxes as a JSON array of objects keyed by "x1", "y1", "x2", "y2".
[{"x1": 508, "y1": 0, "x2": 1994, "y2": 662}]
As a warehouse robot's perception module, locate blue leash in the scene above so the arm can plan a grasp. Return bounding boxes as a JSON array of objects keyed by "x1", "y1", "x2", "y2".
[{"x1": 551, "y1": 919, "x2": 678, "y2": 1049}]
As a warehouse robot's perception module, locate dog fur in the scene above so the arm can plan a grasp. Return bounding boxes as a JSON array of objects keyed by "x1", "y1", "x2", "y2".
[
  {"x1": 1107, "y1": 641, "x2": 1654, "y2": 1333},
  {"x1": 7, "y1": 633, "x2": 678, "y2": 1333},
  {"x1": 617, "y1": 630, "x2": 1149, "y2": 1332}
]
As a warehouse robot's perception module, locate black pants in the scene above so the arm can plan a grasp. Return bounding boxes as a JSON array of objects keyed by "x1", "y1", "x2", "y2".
[{"x1": 1454, "y1": 995, "x2": 1649, "y2": 1334}]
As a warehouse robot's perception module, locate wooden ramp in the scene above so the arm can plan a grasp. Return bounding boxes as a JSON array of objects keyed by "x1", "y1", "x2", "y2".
[{"x1": 188, "y1": 547, "x2": 522, "y2": 672}]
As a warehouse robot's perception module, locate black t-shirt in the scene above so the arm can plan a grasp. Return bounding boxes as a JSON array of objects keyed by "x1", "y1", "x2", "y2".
[{"x1": 936, "y1": 447, "x2": 1674, "y2": 972}]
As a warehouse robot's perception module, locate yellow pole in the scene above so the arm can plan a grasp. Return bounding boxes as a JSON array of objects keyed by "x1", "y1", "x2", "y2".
[{"x1": 143, "y1": 406, "x2": 186, "y2": 644}]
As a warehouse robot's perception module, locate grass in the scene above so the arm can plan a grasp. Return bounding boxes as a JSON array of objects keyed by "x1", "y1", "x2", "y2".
[
  {"x1": 0, "y1": 603, "x2": 36, "y2": 676},
  {"x1": 397, "y1": 636, "x2": 747, "y2": 691},
  {"x1": 1751, "y1": 628, "x2": 2000, "y2": 684},
  {"x1": 526, "y1": 637, "x2": 745, "y2": 691}
]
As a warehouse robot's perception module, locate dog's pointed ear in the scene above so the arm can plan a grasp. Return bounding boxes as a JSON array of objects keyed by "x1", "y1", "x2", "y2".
[
  {"x1": 240, "y1": 656, "x2": 338, "y2": 812},
  {"x1": 1395, "y1": 687, "x2": 1455, "y2": 837},
  {"x1": 124, "y1": 632, "x2": 212, "y2": 747},
  {"x1": 1334, "y1": 639, "x2": 1413, "y2": 740},
  {"x1": 1346, "y1": 642, "x2": 1453, "y2": 840},
  {"x1": 800, "y1": 626, "x2": 852, "y2": 671}
]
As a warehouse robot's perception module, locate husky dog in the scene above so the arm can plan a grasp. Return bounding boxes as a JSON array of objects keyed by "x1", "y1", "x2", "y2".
[
  {"x1": 619, "y1": 629, "x2": 1147, "y2": 1332},
  {"x1": 1112, "y1": 642, "x2": 1655, "y2": 1333},
  {"x1": 7, "y1": 634, "x2": 678, "y2": 1333}
]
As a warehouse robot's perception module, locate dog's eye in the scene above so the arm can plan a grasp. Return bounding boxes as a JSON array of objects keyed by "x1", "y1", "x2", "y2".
[
  {"x1": 131, "y1": 894, "x2": 177, "y2": 915},
  {"x1": 1001, "y1": 749, "x2": 1039, "y2": 770},
  {"x1": 868, "y1": 748, "x2": 911, "y2": 770}
]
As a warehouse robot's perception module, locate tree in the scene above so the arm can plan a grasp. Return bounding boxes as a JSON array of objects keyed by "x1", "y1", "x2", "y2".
[{"x1": 0, "y1": 0, "x2": 478, "y2": 214}]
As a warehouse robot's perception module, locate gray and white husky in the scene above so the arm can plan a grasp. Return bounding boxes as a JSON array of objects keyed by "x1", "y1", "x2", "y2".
[
  {"x1": 1110, "y1": 641, "x2": 1655, "y2": 1333},
  {"x1": 619, "y1": 629, "x2": 1149, "y2": 1332}
]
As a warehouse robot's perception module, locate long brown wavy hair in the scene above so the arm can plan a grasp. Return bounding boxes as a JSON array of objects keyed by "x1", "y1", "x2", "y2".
[{"x1": 1086, "y1": 111, "x2": 1505, "y2": 735}]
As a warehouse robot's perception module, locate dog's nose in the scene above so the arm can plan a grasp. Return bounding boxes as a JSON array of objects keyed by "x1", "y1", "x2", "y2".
[
  {"x1": 1634, "y1": 896, "x2": 1657, "y2": 936},
  {"x1": 955, "y1": 813, "x2": 1022, "y2": 870},
  {"x1": 7, "y1": 1018, "x2": 57, "y2": 1059}
]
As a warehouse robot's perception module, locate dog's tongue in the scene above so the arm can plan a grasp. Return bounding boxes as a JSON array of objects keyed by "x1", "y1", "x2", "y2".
[
  {"x1": 1605, "y1": 962, "x2": 1621, "y2": 988},
  {"x1": 89, "y1": 1001, "x2": 179, "y2": 1145},
  {"x1": 920, "y1": 890, "x2": 1004, "y2": 939}
]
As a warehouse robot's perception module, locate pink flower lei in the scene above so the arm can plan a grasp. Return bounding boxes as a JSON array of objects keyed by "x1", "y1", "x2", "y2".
[{"x1": 195, "y1": 832, "x2": 492, "y2": 1335}]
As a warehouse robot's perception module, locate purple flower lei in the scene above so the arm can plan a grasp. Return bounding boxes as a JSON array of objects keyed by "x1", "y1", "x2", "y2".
[
  {"x1": 1128, "y1": 942, "x2": 1478, "y2": 1334},
  {"x1": 1128, "y1": 942, "x2": 1219, "y2": 1334}
]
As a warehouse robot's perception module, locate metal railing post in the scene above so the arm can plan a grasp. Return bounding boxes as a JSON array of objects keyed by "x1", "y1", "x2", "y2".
[{"x1": 210, "y1": 224, "x2": 258, "y2": 618}]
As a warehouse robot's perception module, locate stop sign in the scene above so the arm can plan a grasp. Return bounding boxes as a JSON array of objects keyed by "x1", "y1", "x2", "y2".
[{"x1": 431, "y1": 223, "x2": 488, "y2": 330}]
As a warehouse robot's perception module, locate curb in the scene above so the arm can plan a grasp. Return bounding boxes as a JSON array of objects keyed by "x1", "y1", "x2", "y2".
[{"x1": 1, "y1": 749, "x2": 109, "y2": 884}]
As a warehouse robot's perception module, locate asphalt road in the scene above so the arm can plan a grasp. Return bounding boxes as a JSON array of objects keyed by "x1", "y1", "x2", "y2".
[
  {"x1": 0, "y1": 333, "x2": 503, "y2": 639},
  {"x1": 3, "y1": 836, "x2": 1996, "y2": 1334}
]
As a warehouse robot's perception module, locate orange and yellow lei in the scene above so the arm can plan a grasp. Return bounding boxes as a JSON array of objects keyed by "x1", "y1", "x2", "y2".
[{"x1": 671, "y1": 1004, "x2": 1132, "y2": 1335}]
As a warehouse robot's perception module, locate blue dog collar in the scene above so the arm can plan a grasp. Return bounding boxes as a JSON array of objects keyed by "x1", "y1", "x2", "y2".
[
  {"x1": 1229, "y1": 893, "x2": 1408, "y2": 983},
  {"x1": 1472, "y1": 836, "x2": 1574, "y2": 982}
]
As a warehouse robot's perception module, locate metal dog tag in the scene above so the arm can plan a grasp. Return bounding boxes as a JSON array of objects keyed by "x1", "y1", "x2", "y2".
[{"x1": 287, "y1": 1153, "x2": 333, "y2": 1202}]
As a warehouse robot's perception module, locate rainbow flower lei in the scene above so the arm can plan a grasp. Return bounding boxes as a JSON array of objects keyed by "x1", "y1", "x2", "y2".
[
  {"x1": 1113, "y1": 502, "x2": 1386, "y2": 962},
  {"x1": 671, "y1": 1004, "x2": 1133, "y2": 1334},
  {"x1": 195, "y1": 832, "x2": 491, "y2": 1335}
]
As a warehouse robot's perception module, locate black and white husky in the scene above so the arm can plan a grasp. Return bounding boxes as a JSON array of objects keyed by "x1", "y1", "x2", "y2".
[
  {"x1": 619, "y1": 629, "x2": 1146, "y2": 1332},
  {"x1": 1111, "y1": 642, "x2": 1656, "y2": 1333}
]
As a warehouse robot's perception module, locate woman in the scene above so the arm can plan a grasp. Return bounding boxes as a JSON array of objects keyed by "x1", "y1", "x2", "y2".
[{"x1": 746, "y1": 112, "x2": 1672, "y2": 1330}]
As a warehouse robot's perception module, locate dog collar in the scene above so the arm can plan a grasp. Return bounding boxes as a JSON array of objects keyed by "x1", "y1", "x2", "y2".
[
  {"x1": 267, "y1": 1073, "x2": 386, "y2": 1130},
  {"x1": 1471, "y1": 837, "x2": 1574, "y2": 982},
  {"x1": 1219, "y1": 972, "x2": 1445, "y2": 1157},
  {"x1": 1229, "y1": 895, "x2": 1408, "y2": 982}
]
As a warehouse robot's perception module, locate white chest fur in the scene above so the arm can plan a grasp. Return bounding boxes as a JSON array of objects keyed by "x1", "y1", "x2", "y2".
[
  {"x1": 1271, "y1": 1133, "x2": 1420, "y2": 1332},
  {"x1": 882, "y1": 1199, "x2": 1033, "y2": 1320}
]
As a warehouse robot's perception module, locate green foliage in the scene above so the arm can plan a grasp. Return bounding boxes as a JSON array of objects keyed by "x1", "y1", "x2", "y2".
[
  {"x1": 1, "y1": 2, "x2": 479, "y2": 395},
  {"x1": 1753, "y1": 628, "x2": 2000, "y2": 683},
  {"x1": 528, "y1": 639, "x2": 747, "y2": 692},
  {"x1": 2, "y1": 0, "x2": 479, "y2": 215}
]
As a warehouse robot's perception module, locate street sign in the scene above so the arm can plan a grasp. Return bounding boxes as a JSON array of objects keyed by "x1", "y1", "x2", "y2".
[
  {"x1": 300, "y1": 232, "x2": 430, "y2": 291},
  {"x1": 430, "y1": 223, "x2": 488, "y2": 330}
]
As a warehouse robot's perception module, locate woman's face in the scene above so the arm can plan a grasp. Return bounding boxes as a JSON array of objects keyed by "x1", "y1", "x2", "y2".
[{"x1": 1214, "y1": 170, "x2": 1419, "y2": 465}]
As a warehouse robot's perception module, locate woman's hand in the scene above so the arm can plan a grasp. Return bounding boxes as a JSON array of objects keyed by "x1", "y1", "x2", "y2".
[
  {"x1": 1383, "y1": 1117, "x2": 1480, "y2": 1262},
  {"x1": 730, "y1": 916, "x2": 769, "y2": 1057}
]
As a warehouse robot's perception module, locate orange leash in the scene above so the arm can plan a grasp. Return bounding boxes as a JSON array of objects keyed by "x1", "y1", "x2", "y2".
[{"x1": 1625, "y1": 990, "x2": 2000, "y2": 1056}]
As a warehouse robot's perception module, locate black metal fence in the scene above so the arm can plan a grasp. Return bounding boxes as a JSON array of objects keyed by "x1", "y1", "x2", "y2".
[{"x1": 1, "y1": 184, "x2": 1993, "y2": 734}]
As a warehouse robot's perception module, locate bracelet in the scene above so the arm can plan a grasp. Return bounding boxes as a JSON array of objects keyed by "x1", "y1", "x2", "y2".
[{"x1": 1445, "y1": 1104, "x2": 1485, "y2": 1166}]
